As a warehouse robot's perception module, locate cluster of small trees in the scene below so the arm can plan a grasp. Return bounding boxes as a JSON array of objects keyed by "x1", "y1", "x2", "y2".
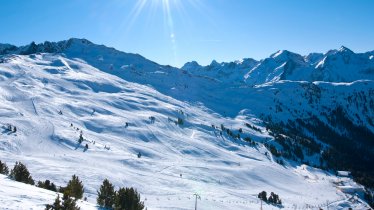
[
  {"x1": 218, "y1": 124, "x2": 259, "y2": 143},
  {"x1": 0, "y1": 160, "x2": 81, "y2": 209},
  {"x1": 264, "y1": 119, "x2": 322, "y2": 164},
  {"x1": 258, "y1": 191, "x2": 282, "y2": 206},
  {"x1": 78, "y1": 132, "x2": 89, "y2": 150},
  {"x1": 5, "y1": 124, "x2": 17, "y2": 133},
  {"x1": 219, "y1": 124, "x2": 239, "y2": 139},
  {"x1": 245, "y1": 123, "x2": 262, "y2": 132},
  {"x1": 243, "y1": 137, "x2": 257, "y2": 146},
  {"x1": 1, "y1": 159, "x2": 145, "y2": 210},
  {"x1": 149, "y1": 116, "x2": 156, "y2": 124},
  {"x1": 10, "y1": 161, "x2": 35, "y2": 185},
  {"x1": 37, "y1": 179, "x2": 57, "y2": 192},
  {"x1": 70, "y1": 124, "x2": 89, "y2": 150},
  {"x1": 46, "y1": 194, "x2": 79, "y2": 210},
  {"x1": 47, "y1": 174, "x2": 145, "y2": 210},
  {"x1": 1, "y1": 161, "x2": 34, "y2": 185},
  {"x1": 46, "y1": 175, "x2": 83, "y2": 209},
  {"x1": 267, "y1": 144, "x2": 281, "y2": 157},
  {"x1": 97, "y1": 179, "x2": 145, "y2": 210},
  {"x1": 48, "y1": 177, "x2": 146, "y2": 210}
]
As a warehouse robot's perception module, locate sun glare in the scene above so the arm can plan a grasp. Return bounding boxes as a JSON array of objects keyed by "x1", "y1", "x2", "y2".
[{"x1": 122, "y1": 0, "x2": 203, "y2": 65}]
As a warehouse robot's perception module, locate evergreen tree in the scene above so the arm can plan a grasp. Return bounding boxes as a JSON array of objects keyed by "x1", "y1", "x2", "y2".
[
  {"x1": 10, "y1": 161, "x2": 34, "y2": 185},
  {"x1": 62, "y1": 193, "x2": 80, "y2": 210},
  {"x1": 149, "y1": 116, "x2": 156, "y2": 124},
  {"x1": 97, "y1": 179, "x2": 115, "y2": 209},
  {"x1": 0, "y1": 160, "x2": 9, "y2": 175},
  {"x1": 268, "y1": 192, "x2": 282, "y2": 205},
  {"x1": 64, "y1": 175, "x2": 84, "y2": 200},
  {"x1": 258, "y1": 191, "x2": 267, "y2": 202},
  {"x1": 78, "y1": 134, "x2": 84, "y2": 144},
  {"x1": 268, "y1": 193, "x2": 274, "y2": 203},
  {"x1": 244, "y1": 137, "x2": 252, "y2": 143},
  {"x1": 46, "y1": 193, "x2": 80, "y2": 210},
  {"x1": 53, "y1": 195, "x2": 62, "y2": 209},
  {"x1": 115, "y1": 187, "x2": 144, "y2": 210},
  {"x1": 37, "y1": 179, "x2": 57, "y2": 192},
  {"x1": 45, "y1": 194, "x2": 62, "y2": 210},
  {"x1": 177, "y1": 118, "x2": 184, "y2": 125}
]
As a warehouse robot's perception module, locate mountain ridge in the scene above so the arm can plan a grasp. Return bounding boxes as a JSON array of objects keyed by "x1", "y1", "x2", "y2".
[{"x1": 2, "y1": 38, "x2": 374, "y2": 85}]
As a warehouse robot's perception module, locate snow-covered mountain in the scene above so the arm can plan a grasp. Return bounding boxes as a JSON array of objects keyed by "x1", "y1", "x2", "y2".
[
  {"x1": 181, "y1": 58, "x2": 259, "y2": 85},
  {"x1": 0, "y1": 39, "x2": 373, "y2": 209},
  {"x1": 182, "y1": 46, "x2": 374, "y2": 85}
]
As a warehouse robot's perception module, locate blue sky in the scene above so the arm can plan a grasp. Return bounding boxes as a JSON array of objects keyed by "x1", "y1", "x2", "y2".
[{"x1": 1, "y1": 0, "x2": 373, "y2": 67}]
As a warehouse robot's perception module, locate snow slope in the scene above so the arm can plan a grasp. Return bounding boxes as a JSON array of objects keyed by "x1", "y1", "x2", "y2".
[
  {"x1": 0, "y1": 39, "x2": 373, "y2": 209},
  {"x1": 0, "y1": 175, "x2": 96, "y2": 209}
]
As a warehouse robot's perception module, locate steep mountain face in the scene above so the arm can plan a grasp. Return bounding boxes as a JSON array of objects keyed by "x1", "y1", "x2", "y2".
[
  {"x1": 0, "y1": 39, "x2": 373, "y2": 209},
  {"x1": 244, "y1": 50, "x2": 312, "y2": 84},
  {"x1": 313, "y1": 47, "x2": 374, "y2": 82}
]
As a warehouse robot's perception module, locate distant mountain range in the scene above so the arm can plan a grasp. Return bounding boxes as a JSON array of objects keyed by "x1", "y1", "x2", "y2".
[
  {"x1": 182, "y1": 46, "x2": 374, "y2": 85},
  {"x1": 2, "y1": 38, "x2": 373, "y2": 85}
]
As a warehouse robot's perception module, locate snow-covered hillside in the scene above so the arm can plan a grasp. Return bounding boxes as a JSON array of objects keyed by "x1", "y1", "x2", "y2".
[
  {"x1": 0, "y1": 174, "x2": 96, "y2": 209},
  {"x1": 0, "y1": 39, "x2": 373, "y2": 209}
]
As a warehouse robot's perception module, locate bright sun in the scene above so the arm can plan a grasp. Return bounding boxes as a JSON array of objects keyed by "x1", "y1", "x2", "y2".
[
  {"x1": 125, "y1": 0, "x2": 198, "y2": 61},
  {"x1": 121, "y1": 0, "x2": 204, "y2": 65},
  {"x1": 127, "y1": 0, "x2": 203, "y2": 30}
]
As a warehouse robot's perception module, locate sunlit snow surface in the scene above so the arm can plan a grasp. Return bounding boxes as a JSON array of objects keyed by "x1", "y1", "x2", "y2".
[{"x1": 0, "y1": 52, "x2": 371, "y2": 209}]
